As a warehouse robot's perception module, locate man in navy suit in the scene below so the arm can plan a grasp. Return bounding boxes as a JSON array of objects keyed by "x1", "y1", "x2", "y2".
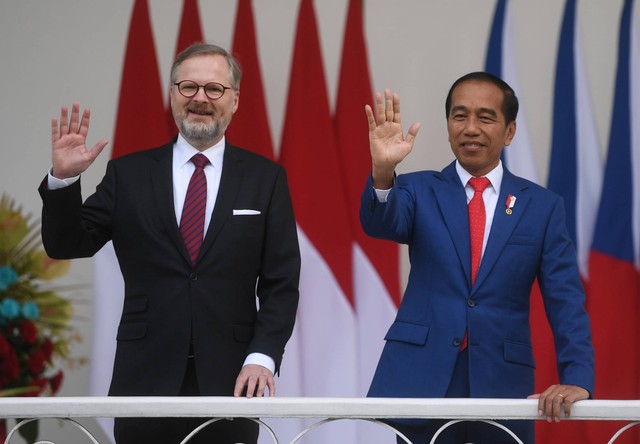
[
  {"x1": 361, "y1": 72, "x2": 594, "y2": 444},
  {"x1": 39, "y1": 43, "x2": 300, "y2": 444}
]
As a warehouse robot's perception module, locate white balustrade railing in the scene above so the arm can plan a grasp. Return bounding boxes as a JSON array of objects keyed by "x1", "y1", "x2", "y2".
[{"x1": 1, "y1": 397, "x2": 639, "y2": 444}]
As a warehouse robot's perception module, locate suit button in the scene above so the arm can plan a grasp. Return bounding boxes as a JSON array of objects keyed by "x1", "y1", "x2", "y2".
[
  {"x1": 453, "y1": 338, "x2": 461, "y2": 347},
  {"x1": 467, "y1": 299, "x2": 476, "y2": 308},
  {"x1": 190, "y1": 272, "x2": 198, "y2": 281}
]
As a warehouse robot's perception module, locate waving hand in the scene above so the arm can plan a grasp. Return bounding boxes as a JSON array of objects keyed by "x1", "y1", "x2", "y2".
[
  {"x1": 51, "y1": 103, "x2": 109, "y2": 179},
  {"x1": 365, "y1": 89, "x2": 420, "y2": 188}
]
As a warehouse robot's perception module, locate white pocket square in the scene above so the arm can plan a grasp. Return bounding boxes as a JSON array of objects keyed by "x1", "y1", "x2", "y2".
[{"x1": 233, "y1": 209, "x2": 261, "y2": 215}]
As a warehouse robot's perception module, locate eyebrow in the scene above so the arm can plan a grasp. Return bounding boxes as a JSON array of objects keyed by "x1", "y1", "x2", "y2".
[{"x1": 450, "y1": 106, "x2": 499, "y2": 117}]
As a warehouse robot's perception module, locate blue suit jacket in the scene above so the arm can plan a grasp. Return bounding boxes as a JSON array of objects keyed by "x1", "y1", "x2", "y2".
[{"x1": 361, "y1": 161, "x2": 594, "y2": 400}]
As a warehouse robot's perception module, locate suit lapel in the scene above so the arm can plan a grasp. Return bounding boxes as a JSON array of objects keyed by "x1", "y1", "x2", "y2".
[
  {"x1": 473, "y1": 169, "x2": 531, "y2": 293},
  {"x1": 149, "y1": 141, "x2": 194, "y2": 265},
  {"x1": 198, "y1": 144, "x2": 243, "y2": 261},
  {"x1": 433, "y1": 162, "x2": 473, "y2": 286}
]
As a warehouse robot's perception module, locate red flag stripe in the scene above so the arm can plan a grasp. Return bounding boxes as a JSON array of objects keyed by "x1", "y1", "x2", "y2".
[
  {"x1": 166, "y1": 0, "x2": 204, "y2": 138},
  {"x1": 226, "y1": 0, "x2": 275, "y2": 160},
  {"x1": 280, "y1": 0, "x2": 353, "y2": 303},
  {"x1": 334, "y1": 0, "x2": 401, "y2": 306}
]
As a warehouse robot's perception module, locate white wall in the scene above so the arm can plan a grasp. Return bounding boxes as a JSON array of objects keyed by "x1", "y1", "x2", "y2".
[{"x1": 0, "y1": 0, "x2": 631, "y2": 439}]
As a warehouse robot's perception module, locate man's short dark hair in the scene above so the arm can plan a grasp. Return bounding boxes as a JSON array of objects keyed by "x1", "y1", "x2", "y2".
[{"x1": 445, "y1": 71, "x2": 519, "y2": 124}]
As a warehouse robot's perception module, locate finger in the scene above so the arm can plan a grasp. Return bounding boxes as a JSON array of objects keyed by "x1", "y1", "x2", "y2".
[
  {"x1": 245, "y1": 375, "x2": 258, "y2": 399},
  {"x1": 375, "y1": 91, "x2": 385, "y2": 124},
  {"x1": 233, "y1": 376, "x2": 246, "y2": 397},
  {"x1": 88, "y1": 139, "x2": 109, "y2": 162},
  {"x1": 69, "y1": 103, "x2": 81, "y2": 134},
  {"x1": 563, "y1": 396, "x2": 574, "y2": 417},
  {"x1": 392, "y1": 92, "x2": 401, "y2": 123},
  {"x1": 384, "y1": 89, "x2": 393, "y2": 123},
  {"x1": 267, "y1": 376, "x2": 275, "y2": 397},
  {"x1": 51, "y1": 118, "x2": 60, "y2": 144},
  {"x1": 551, "y1": 393, "x2": 564, "y2": 423},
  {"x1": 256, "y1": 376, "x2": 267, "y2": 398},
  {"x1": 78, "y1": 108, "x2": 91, "y2": 139},
  {"x1": 59, "y1": 106, "x2": 69, "y2": 135},
  {"x1": 405, "y1": 122, "x2": 421, "y2": 146},
  {"x1": 365, "y1": 104, "x2": 376, "y2": 132}
]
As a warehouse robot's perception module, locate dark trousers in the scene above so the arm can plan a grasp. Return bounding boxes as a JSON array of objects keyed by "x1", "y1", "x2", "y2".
[
  {"x1": 393, "y1": 349, "x2": 534, "y2": 444},
  {"x1": 114, "y1": 358, "x2": 259, "y2": 444}
]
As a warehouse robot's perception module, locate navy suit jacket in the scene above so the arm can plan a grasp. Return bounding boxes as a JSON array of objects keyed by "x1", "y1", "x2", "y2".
[
  {"x1": 39, "y1": 141, "x2": 300, "y2": 397},
  {"x1": 361, "y1": 161, "x2": 594, "y2": 400}
]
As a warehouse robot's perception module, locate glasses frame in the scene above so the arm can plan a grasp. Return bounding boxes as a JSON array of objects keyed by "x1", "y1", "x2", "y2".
[{"x1": 173, "y1": 80, "x2": 234, "y2": 100}]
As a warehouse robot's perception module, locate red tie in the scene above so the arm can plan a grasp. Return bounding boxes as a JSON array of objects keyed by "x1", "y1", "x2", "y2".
[
  {"x1": 180, "y1": 154, "x2": 209, "y2": 266},
  {"x1": 461, "y1": 176, "x2": 491, "y2": 351},
  {"x1": 468, "y1": 176, "x2": 491, "y2": 284}
]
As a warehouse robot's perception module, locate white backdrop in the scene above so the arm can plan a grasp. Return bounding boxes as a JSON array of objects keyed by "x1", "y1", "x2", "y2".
[{"x1": 0, "y1": 0, "x2": 632, "y2": 441}]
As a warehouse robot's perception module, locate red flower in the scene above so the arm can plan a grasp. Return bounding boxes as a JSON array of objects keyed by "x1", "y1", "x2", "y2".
[
  {"x1": 19, "y1": 320, "x2": 38, "y2": 345},
  {"x1": 0, "y1": 335, "x2": 19, "y2": 386},
  {"x1": 41, "y1": 338, "x2": 54, "y2": 361},
  {"x1": 49, "y1": 370, "x2": 64, "y2": 394},
  {"x1": 28, "y1": 348, "x2": 46, "y2": 375}
]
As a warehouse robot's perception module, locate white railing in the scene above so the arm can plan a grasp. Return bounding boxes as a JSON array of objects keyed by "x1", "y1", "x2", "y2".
[{"x1": 1, "y1": 397, "x2": 639, "y2": 444}]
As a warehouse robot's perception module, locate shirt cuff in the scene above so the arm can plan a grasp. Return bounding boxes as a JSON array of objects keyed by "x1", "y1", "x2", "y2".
[
  {"x1": 243, "y1": 353, "x2": 275, "y2": 374},
  {"x1": 47, "y1": 168, "x2": 80, "y2": 189},
  {"x1": 374, "y1": 187, "x2": 392, "y2": 203}
]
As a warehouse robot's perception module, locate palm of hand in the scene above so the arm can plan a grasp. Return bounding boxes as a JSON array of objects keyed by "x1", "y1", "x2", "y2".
[{"x1": 370, "y1": 120, "x2": 413, "y2": 168}]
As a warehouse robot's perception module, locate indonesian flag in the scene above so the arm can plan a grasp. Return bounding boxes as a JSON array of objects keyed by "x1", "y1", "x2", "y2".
[
  {"x1": 333, "y1": 0, "x2": 400, "y2": 441},
  {"x1": 539, "y1": 0, "x2": 603, "y2": 441},
  {"x1": 278, "y1": 0, "x2": 358, "y2": 442},
  {"x1": 90, "y1": 0, "x2": 170, "y2": 441},
  {"x1": 588, "y1": 0, "x2": 640, "y2": 442}
]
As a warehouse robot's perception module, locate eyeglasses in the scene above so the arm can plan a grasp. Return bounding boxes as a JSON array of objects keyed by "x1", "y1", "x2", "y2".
[{"x1": 173, "y1": 80, "x2": 234, "y2": 100}]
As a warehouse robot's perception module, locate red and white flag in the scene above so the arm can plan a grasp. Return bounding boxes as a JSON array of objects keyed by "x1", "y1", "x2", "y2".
[
  {"x1": 278, "y1": 0, "x2": 358, "y2": 442},
  {"x1": 333, "y1": 0, "x2": 399, "y2": 410},
  {"x1": 90, "y1": 0, "x2": 170, "y2": 441}
]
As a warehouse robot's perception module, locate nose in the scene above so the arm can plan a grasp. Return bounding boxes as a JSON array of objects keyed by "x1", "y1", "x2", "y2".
[{"x1": 463, "y1": 116, "x2": 480, "y2": 134}]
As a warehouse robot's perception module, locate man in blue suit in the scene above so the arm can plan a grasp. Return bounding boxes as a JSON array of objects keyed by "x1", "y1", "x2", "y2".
[{"x1": 361, "y1": 72, "x2": 594, "y2": 444}]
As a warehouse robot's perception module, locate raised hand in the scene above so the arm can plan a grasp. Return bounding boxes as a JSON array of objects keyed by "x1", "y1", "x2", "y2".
[
  {"x1": 365, "y1": 89, "x2": 420, "y2": 188},
  {"x1": 51, "y1": 102, "x2": 108, "y2": 179}
]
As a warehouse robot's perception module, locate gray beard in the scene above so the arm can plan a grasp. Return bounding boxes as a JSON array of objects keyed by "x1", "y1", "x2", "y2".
[{"x1": 178, "y1": 119, "x2": 226, "y2": 148}]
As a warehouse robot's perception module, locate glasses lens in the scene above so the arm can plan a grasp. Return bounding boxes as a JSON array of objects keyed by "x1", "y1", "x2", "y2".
[
  {"x1": 205, "y1": 83, "x2": 225, "y2": 99},
  {"x1": 178, "y1": 81, "x2": 198, "y2": 97}
]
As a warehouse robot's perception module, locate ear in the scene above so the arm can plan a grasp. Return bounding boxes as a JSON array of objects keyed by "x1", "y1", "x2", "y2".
[
  {"x1": 232, "y1": 89, "x2": 240, "y2": 114},
  {"x1": 503, "y1": 120, "x2": 516, "y2": 146}
]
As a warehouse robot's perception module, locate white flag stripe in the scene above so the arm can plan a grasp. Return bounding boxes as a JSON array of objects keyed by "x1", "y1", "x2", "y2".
[
  {"x1": 574, "y1": 15, "x2": 603, "y2": 278},
  {"x1": 354, "y1": 244, "x2": 396, "y2": 396},
  {"x1": 90, "y1": 243, "x2": 122, "y2": 443},
  {"x1": 501, "y1": 1, "x2": 539, "y2": 184},
  {"x1": 285, "y1": 228, "x2": 359, "y2": 443}
]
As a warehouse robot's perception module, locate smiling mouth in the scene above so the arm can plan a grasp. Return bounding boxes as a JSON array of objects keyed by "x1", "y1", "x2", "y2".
[
  {"x1": 187, "y1": 105, "x2": 214, "y2": 117},
  {"x1": 462, "y1": 142, "x2": 484, "y2": 150}
]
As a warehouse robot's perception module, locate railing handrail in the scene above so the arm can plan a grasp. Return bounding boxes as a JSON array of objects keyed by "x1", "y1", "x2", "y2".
[{"x1": 1, "y1": 397, "x2": 639, "y2": 421}]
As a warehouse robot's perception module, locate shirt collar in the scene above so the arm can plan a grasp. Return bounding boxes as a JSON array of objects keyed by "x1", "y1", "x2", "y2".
[
  {"x1": 175, "y1": 134, "x2": 225, "y2": 171},
  {"x1": 455, "y1": 160, "x2": 503, "y2": 195}
]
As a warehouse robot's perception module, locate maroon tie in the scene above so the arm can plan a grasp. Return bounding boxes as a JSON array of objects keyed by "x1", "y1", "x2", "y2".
[
  {"x1": 180, "y1": 153, "x2": 209, "y2": 265},
  {"x1": 461, "y1": 176, "x2": 491, "y2": 351}
]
